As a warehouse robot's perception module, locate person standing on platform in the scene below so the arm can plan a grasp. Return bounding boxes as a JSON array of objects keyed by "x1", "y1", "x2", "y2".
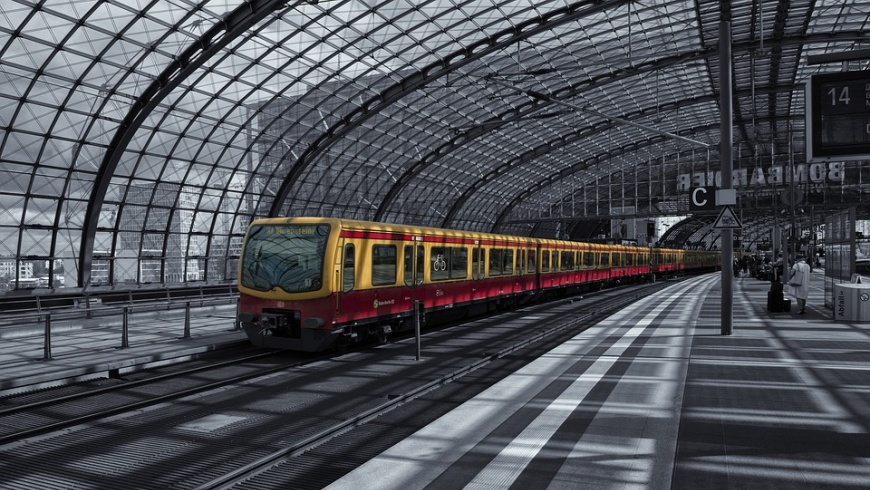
[{"x1": 788, "y1": 255, "x2": 811, "y2": 314}]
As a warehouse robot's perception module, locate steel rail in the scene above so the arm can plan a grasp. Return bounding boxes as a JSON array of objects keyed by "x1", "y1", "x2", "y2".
[
  {"x1": 194, "y1": 282, "x2": 666, "y2": 489},
  {"x1": 0, "y1": 350, "x2": 296, "y2": 446}
]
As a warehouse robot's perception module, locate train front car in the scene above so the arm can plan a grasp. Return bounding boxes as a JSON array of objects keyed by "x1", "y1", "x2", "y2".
[{"x1": 237, "y1": 218, "x2": 341, "y2": 351}]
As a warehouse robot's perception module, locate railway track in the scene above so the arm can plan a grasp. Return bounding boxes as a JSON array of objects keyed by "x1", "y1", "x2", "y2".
[
  {"x1": 0, "y1": 279, "x2": 677, "y2": 489},
  {"x1": 195, "y1": 281, "x2": 675, "y2": 489},
  {"x1": 0, "y1": 348, "x2": 305, "y2": 446}
]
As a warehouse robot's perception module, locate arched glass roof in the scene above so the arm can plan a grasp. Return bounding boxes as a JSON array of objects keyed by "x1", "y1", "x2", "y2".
[{"x1": 0, "y1": 0, "x2": 868, "y2": 289}]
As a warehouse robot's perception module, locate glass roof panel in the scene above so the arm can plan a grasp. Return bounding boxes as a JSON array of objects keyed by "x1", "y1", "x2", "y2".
[{"x1": 1, "y1": 0, "x2": 868, "y2": 289}]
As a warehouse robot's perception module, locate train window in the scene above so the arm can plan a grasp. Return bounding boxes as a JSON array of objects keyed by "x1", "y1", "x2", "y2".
[
  {"x1": 488, "y1": 248, "x2": 514, "y2": 276},
  {"x1": 489, "y1": 248, "x2": 514, "y2": 276},
  {"x1": 240, "y1": 223, "x2": 329, "y2": 293},
  {"x1": 561, "y1": 250, "x2": 574, "y2": 270},
  {"x1": 583, "y1": 252, "x2": 595, "y2": 269},
  {"x1": 503, "y1": 249, "x2": 514, "y2": 275},
  {"x1": 612, "y1": 253, "x2": 621, "y2": 266},
  {"x1": 343, "y1": 244, "x2": 355, "y2": 292},
  {"x1": 541, "y1": 251, "x2": 550, "y2": 272},
  {"x1": 371, "y1": 245, "x2": 397, "y2": 286},
  {"x1": 430, "y1": 246, "x2": 468, "y2": 281},
  {"x1": 526, "y1": 249, "x2": 536, "y2": 274},
  {"x1": 451, "y1": 247, "x2": 468, "y2": 279},
  {"x1": 517, "y1": 249, "x2": 525, "y2": 275},
  {"x1": 625, "y1": 253, "x2": 634, "y2": 266},
  {"x1": 403, "y1": 245, "x2": 424, "y2": 286},
  {"x1": 489, "y1": 249, "x2": 503, "y2": 276},
  {"x1": 430, "y1": 246, "x2": 449, "y2": 281},
  {"x1": 472, "y1": 247, "x2": 485, "y2": 280},
  {"x1": 600, "y1": 252, "x2": 610, "y2": 267}
]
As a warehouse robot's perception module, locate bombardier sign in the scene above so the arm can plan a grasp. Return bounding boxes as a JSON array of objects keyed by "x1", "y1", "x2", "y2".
[{"x1": 677, "y1": 162, "x2": 844, "y2": 192}]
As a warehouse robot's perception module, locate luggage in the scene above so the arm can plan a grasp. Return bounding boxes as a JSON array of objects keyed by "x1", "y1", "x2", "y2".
[{"x1": 767, "y1": 283, "x2": 785, "y2": 312}]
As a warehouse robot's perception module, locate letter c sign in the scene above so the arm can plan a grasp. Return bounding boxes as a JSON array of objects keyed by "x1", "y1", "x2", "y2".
[{"x1": 690, "y1": 187, "x2": 716, "y2": 211}]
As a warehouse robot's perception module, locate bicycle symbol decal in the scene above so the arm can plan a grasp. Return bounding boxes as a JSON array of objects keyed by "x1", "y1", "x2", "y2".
[{"x1": 433, "y1": 254, "x2": 447, "y2": 271}]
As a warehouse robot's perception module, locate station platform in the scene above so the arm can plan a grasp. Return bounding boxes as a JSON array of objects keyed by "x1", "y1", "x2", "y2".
[
  {"x1": 0, "y1": 301, "x2": 247, "y2": 394},
  {"x1": 2, "y1": 270, "x2": 869, "y2": 489},
  {"x1": 327, "y1": 269, "x2": 870, "y2": 489}
]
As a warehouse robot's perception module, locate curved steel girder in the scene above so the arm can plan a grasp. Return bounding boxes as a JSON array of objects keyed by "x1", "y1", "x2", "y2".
[
  {"x1": 268, "y1": 0, "x2": 631, "y2": 217},
  {"x1": 490, "y1": 110, "x2": 802, "y2": 235},
  {"x1": 371, "y1": 104, "x2": 571, "y2": 221},
  {"x1": 380, "y1": 30, "x2": 847, "y2": 230},
  {"x1": 490, "y1": 131, "x2": 679, "y2": 231},
  {"x1": 660, "y1": 216, "x2": 716, "y2": 248},
  {"x1": 384, "y1": 58, "x2": 793, "y2": 227},
  {"x1": 447, "y1": 24, "x2": 869, "y2": 233},
  {"x1": 488, "y1": 111, "x2": 812, "y2": 232},
  {"x1": 369, "y1": 46, "x2": 715, "y2": 224},
  {"x1": 78, "y1": 0, "x2": 290, "y2": 286},
  {"x1": 441, "y1": 94, "x2": 713, "y2": 229},
  {"x1": 448, "y1": 84, "x2": 805, "y2": 232}
]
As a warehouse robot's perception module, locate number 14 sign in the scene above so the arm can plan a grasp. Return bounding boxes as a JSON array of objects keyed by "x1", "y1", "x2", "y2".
[{"x1": 807, "y1": 70, "x2": 870, "y2": 161}]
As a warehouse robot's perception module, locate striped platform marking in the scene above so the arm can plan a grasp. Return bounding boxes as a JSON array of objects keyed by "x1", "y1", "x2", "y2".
[{"x1": 326, "y1": 275, "x2": 715, "y2": 489}]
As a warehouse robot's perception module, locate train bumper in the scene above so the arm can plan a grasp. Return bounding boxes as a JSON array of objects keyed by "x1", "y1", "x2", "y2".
[{"x1": 240, "y1": 321, "x2": 338, "y2": 352}]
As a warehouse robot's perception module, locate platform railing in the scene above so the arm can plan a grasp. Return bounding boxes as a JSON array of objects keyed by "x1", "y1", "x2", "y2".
[
  {"x1": 0, "y1": 283, "x2": 237, "y2": 318},
  {"x1": 1, "y1": 284, "x2": 240, "y2": 358}
]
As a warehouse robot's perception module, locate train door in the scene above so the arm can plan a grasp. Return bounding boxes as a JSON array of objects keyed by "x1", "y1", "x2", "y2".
[
  {"x1": 471, "y1": 243, "x2": 487, "y2": 301},
  {"x1": 337, "y1": 241, "x2": 355, "y2": 315},
  {"x1": 529, "y1": 243, "x2": 541, "y2": 292},
  {"x1": 600, "y1": 250, "x2": 611, "y2": 282},
  {"x1": 403, "y1": 242, "x2": 425, "y2": 308},
  {"x1": 536, "y1": 245, "x2": 546, "y2": 291}
]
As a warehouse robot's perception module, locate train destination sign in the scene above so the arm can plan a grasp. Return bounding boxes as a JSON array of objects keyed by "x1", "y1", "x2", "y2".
[{"x1": 807, "y1": 70, "x2": 870, "y2": 160}]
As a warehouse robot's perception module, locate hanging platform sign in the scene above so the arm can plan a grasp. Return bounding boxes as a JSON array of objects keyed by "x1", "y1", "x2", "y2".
[
  {"x1": 689, "y1": 187, "x2": 717, "y2": 211},
  {"x1": 807, "y1": 70, "x2": 870, "y2": 161}
]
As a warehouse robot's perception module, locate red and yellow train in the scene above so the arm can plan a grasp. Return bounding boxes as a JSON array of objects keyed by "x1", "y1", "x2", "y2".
[{"x1": 237, "y1": 217, "x2": 719, "y2": 351}]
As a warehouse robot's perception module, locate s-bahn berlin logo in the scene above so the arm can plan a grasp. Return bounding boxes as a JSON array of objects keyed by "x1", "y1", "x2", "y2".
[{"x1": 373, "y1": 299, "x2": 395, "y2": 309}]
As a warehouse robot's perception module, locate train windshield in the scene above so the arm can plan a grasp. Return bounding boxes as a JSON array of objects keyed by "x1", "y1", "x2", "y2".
[{"x1": 240, "y1": 223, "x2": 330, "y2": 293}]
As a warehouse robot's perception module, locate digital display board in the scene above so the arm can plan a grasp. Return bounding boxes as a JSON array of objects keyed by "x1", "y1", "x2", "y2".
[{"x1": 807, "y1": 71, "x2": 870, "y2": 161}]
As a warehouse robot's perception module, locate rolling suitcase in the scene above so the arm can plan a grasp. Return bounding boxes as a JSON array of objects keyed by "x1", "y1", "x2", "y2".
[{"x1": 767, "y1": 283, "x2": 784, "y2": 312}]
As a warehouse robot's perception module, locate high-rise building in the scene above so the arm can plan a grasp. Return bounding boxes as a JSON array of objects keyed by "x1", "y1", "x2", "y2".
[{"x1": 117, "y1": 182, "x2": 200, "y2": 283}]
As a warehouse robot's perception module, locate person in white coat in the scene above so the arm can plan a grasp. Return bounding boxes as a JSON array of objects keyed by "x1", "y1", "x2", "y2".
[{"x1": 789, "y1": 255, "x2": 811, "y2": 314}]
